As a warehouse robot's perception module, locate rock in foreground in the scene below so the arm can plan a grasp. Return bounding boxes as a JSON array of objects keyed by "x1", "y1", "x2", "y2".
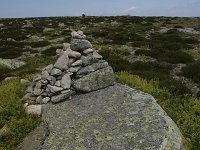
[{"x1": 38, "y1": 84, "x2": 184, "y2": 150}]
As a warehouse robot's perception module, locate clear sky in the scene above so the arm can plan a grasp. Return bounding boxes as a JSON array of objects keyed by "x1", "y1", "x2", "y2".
[{"x1": 0, "y1": 0, "x2": 199, "y2": 18}]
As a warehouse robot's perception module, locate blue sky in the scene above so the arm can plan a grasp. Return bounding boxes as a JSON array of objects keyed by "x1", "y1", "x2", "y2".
[{"x1": 0, "y1": 0, "x2": 200, "y2": 18}]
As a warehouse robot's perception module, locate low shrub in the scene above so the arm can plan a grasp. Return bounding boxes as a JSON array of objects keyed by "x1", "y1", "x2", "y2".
[
  {"x1": 182, "y1": 61, "x2": 200, "y2": 84},
  {"x1": 0, "y1": 79, "x2": 41, "y2": 149}
]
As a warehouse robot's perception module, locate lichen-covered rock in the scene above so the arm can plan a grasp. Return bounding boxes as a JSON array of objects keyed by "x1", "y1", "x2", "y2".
[
  {"x1": 66, "y1": 49, "x2": 81, "y2": 58},
  {"x1": 40, "y1": 84, "x2": 184, "y2": 149},
  {"x1": 73, "y1": 66, "x2": 115, "y2": 92},
  {"x1": 70, "y1": 39, "x2": 92, "y2": 51}
]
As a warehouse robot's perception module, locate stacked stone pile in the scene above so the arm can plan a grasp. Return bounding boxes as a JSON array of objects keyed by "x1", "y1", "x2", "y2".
[{"x1": 22, "y1": 31, "x2": 115, "y2": 115}]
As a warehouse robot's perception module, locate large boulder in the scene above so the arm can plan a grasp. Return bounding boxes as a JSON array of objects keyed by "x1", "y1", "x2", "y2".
[
  {"x1": 73, "y1": 66, "x2": 115, "y2": 92},
  {"x1": 39, "y1": 84, "x2": 184, "y2": 149}
]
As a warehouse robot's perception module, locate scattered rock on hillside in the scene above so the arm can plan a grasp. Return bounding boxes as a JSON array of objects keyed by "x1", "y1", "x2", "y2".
[{"x1": 0, "y1": 58, "x2": 26, "y2": 69}]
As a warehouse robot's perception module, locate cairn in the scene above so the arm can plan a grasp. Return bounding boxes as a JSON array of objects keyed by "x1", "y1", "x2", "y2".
[{"x1": 22, "y1": 31, "x2": 115, "y2": 115}]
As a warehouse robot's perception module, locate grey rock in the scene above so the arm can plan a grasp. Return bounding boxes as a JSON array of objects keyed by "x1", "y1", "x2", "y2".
[
  {"x1": 41, "y1": 71, "x2": 49, "y2": 80},
  {"x1": 4, "y1": 77, "x2": 19, "y2": 81},
  {"x1": 26, "y1": 85, "x2": 34, "y2": 94},
  {"x1": 54, "y1": 51, "x2": 69, "y2": 70},
  {"x1": 51, "y1": 90, "x2": 72, "y2": 103},
  {"x1": 36, "y1": 96, "x2": 43, "y2": 104},
  {"x1": 43, "y1": 64, "x2": 53, "y2": 73},
  {"x1": 69, "y1": 66, "x2": 81, "y2": 73},
  {"x1": 66, "y1": 49, "x2": 81, "y2": 58},
  {"x1": 33, "y1": 75, "x2": 41, "y2": 82},
  {"x1": 71, "y1": 60, "x2": 82, "y2": 67},
  {"x1": 47, "y1": 85, "x2": 63, "y2": 93},
  {"x1": 41, "y1": 80, "x2": 48, "y2": 86},
  {"x1": 71, "y1": 31, "x2": 86, "y2": 39},
  {"x1": 61, "y1": 74, "x2": 71, "y2": 89},
  {"x1": 63, "y1": 43, "x2": 70, "y2": 50},
  {"x1": 34, "y1": 88, "x2": 43, "y2": 96},
  {"x1": 22, "y1": 93, "x2": 36, "y2": 101},
  {"x1": 56, "y1": 49, "x2": 64, "y2": 56},
  {"x1": 0, "y1": 125, "x2": 10, "y2": 138},
  {"x1": 83, "y1": 48, "x2": 94, "y2": 54},
  {"x1": 47, "y1": 76, "x2": 56, "y2": 85},
  {"x1": 35, "y1": 81, "x2": 42, "y2": 89},
  {"x1": 76, "y1": 61, "x2": 109, "y2": 75},
  {"x1": 55, "y1": 81, "x2": 61, "y2": 87},
  {"x1": 68, "y1": 58, "x2": 75, "y2": 67},
  {"x1": 93, "y1": 51, "x2": 102, "y2": 59},
  {"x1": 42, "y1": 97, "x2": 50, "y2": 104},
  {"x1": 70, "y1": 39, "x2": 92, "y2": 51},
  {"x1": 40, "y1": 84, "x2": 184, "y2": 149},
  {"x1": 25, "y1": 105, "x2": 42, "y2": 116},
  {"x1": 20, "y1": 79, "x2": 31, "y2": 86},
  {"x1": 81, "y1": 55, "x2": 98, "y2": 66},
  {"x1": 73, "y1": 66, "x2": 115, "y2": 92},
  {"x1": 50, "y1": 68, "x2": 62, "y2": 76},
  {"x1": 0, "y1": 58, "x2": 26, "y2": 69}
]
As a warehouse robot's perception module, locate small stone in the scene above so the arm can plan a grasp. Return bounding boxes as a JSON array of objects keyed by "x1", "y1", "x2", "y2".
[
  {"x1": 34, "y1": 88, "x2": 43, "y2": 96},
  {"x1": 51, "y1": 90, "x2": 72, "y2": 103},
  {"x1": 24, "y1": 103, "x2": 28, "y2": 108},
  {"x1": 25, "y1": 105, "x2": 42, "y2": 116},
  {"x1": 81, "y1": 56, "x2": 98, "y2": 66},
  {"x1": 83, "y1": 48, "x2": 94, "y2": 54},
  {"x1": 71, "y1": 31, "x2": 86, "y2": 39},
  {"x1": 50, "y1": 68, "x2": 62, "y2": 76},
  {"x1": 20, "y1": 79, "x2": 31, "y2": 86},
  {"x1": 63, "y1": 43, "x2": 70, "y2": 50},
  {"x1": 22, "y1": 93, "x2": 36, "y2": 101},
  {"x1": 36, "y1": 96, "x2": 43, "y2": 103},
  {"x1": 61, "y1": 74, "x2": 71, "y2": 89},
  {"x1": 68, "y1": 58, "x2": 76, "y2": 67},
  {"x1": 54, "y1": 51, "x2": 69, "y2": 70},
  {"x1": 56, "y1": 49, "x2": 64, "y2": 57},
  {"x1": 71, "y1": 60, "x2": 83, "y2": 67},
  {"x1": 0, "y1": 125, "x2": 10, "y2": 138},
  {"x1": 55, "y1": 81, "x2": 61, "y2": 87},
  {"x1": 47, "y1": 76, "x2": 56, "y2": 85},
  {"x1": 43, "y1": 64, "x2": 53, "y2": 73},
  {"x1": 47, "y1": 85, "x2": 63, "y2": 93},
  {"x1": 41, "y1": 80, "x2": 48, "y2": 86},
  {"x1": 66, "y1": 49, "x2": 81, "y2": 58},
  {"x1": 4, "y1": 77, "x2": 19, "y2": 81},
  {"x1": 26, "y1": 85, "x2": 34, "y2": 93},
  {"x1": 42, "y1": 97, "x2": 50, "y2": 104},
  {"x1": 69, "y1": 66, "x2": 81, "y2": 73},
  {"x1": 93, "y1": 51, "x2": 102, "y2": 59},
  {"x1": 35, "y1": 81, "x2": 42, "y2": 89},
  {"x1": 76, "y1": 61, "x2": 109, "y2": 75},
  {"x1": 41, "y1": 71, "x2": 49, "y2": 80},
  {"x1": 33, "y1": 75, "x2": 41, "y2": 82}
]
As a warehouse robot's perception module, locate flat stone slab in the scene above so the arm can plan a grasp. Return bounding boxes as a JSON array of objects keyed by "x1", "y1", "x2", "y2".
[{"x1": 39, "y1": 84, "x2": 184, "y2": 150}]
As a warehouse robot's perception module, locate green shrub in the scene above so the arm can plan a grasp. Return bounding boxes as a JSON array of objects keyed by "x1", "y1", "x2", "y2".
[
  {"x1": 0, "y1": 79, "x2": 41, "y2": 149},
  {"x1": 182, "y1": 61, "x2": 200, "y2": 84},
  {"x1": 29, "y1": 41, "x2": 50, "y2": 48},
  {"x1": 115, "y1": 72, "x2": 200, "y2": 150}
]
